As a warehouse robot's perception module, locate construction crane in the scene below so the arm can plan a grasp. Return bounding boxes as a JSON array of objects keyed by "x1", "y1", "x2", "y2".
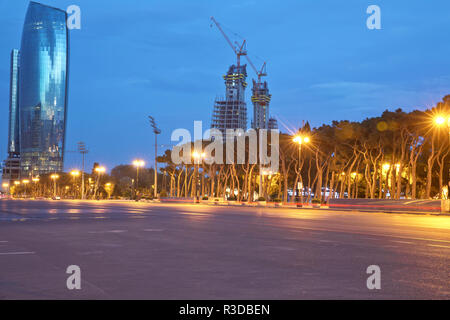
[
  {"x1": 210, "y1": 16, "x2": 247, "y2": 68},
  {"x1": 245, "y1": 55, "x2": 267, "y2": 85}
]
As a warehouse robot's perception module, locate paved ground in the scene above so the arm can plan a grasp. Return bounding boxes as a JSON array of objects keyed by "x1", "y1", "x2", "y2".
[
  {"x1": 0, "y1": 199, "x2": 449, "y2": 299},
  {"x1": 329, "y1": 198, "x2": 442, "y2": 213}
]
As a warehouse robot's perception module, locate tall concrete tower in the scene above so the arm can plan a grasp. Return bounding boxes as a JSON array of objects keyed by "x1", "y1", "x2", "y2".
[
  {"x1": 211, "y1": 64, "x2": 248, "y2": 139},
  {"x1": 251, "y1": 79, "x2": 271, "y2": 129}
]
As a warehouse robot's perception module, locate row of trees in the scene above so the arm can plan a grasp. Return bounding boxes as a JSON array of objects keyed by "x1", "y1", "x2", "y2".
[
  {"x1": 108, "y1": 96, "x2": 450, "y2": 202},
  {"x1": 8, "y1": 97, "x2": 450, "y2": 202}
]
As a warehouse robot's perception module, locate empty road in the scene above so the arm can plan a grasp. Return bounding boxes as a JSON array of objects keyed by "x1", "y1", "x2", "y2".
[{"x1": 0, "y1": 199, "x2": 449, "y2": 299}]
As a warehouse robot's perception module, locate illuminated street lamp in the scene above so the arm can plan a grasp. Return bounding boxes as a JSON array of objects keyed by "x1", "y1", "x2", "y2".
[
  {"x1": 132, "y1": 159, "x2": 145, "y2": 199},
  {"x1": 50, "y1": 174, "x2": 59, "y2": 198},
  {"x1": 94, "y1": 166, "x2": 106, "y2": 199},
  {"x1": 31, "y1": 177, "x2": 40, "y2": 198},
  {"x1": 434, "y1": 114, "x2": 450, "y2": 194},
  {"x1": 105, "y1": 182, "x2": 113, "y2": 199},
  {"x1": 22, "y1": 179, "x2": 30, "y2": 197},
  {"x1": 293, "y1": 134, "x2": 310, "y2": 207},
  {"x1": 2, "y1": 182, "x2": 10, "y2": 196},
  {"x1": 70, "y1": 170, "x2": 80, "y2": 198},
  {"x1": 192, "y1": 151, "x2": 205, "y2": 203}
]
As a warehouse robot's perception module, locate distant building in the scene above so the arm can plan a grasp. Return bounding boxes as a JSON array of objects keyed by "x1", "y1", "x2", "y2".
[
  {"x1": 251, "y1": 80, "x2": 271, "y2": 130},
  {"x1": 211, "y1": 64, "x2": 248, "y2": 139},
  {"x1": 268, "y1": 117, "x2": 278, "y2": 130},
  {"x1": 2, "y1": 49, "x2": 21, "y2": 181},
  {"x1": 2, "y1": 2, "x2": 70, "y2": 179}
]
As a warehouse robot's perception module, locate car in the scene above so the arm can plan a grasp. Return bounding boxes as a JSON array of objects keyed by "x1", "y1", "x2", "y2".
[{"x1": 52, "y1": 196, "x2": 61, "y2": 200}]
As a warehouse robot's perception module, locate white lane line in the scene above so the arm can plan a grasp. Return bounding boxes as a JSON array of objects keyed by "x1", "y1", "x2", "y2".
[
  {"x1": 88, "y1": 230, "x2": 127, "y2": 234},
  {"x1": 0, "y1": 251, "x2": 35, "y2": 255},
  {"x1": 391, "y1": 240, "x2": 414, "y2": 245},
  {"x1": 0, "y1": 241, "x2": 8, "y2": 243},
  {"x1": 178, "y1": 212, "x2": 208, "y2": 216},
  {"x1": 427, "y1": 244, "x2": 450, "y2": 249},
  {"x1": 143, "y1": 229, "x2": 164, "y2": 232}
]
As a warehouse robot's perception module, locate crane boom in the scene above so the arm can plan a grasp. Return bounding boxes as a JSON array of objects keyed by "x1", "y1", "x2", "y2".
[
  {"x1": 210, "y1": 16, "x2": 247, "y2": 67},
  {"x1": 245, "y1": 55, "x2": 267, "y2": 83}
]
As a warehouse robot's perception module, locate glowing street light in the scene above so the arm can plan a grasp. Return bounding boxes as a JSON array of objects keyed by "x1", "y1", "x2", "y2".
[
  {"x1": 95, "y1": 166, "x2": 106, "y2": 174},
  {"x1": 70, "y1": 170, "x2": 80, "y2": 177},
  {"x1": 94, "y1": 166, "x2": 106, "y2": 199},
  {"x1": 293, "y1": 135, "x2": 310, "y2": 145},
  {"x1": 435, "y1": 116, "x2": 446, "y2": 126},
  {"x1": 2, "y1": 182, "x2": 10, "y2": 196},
  {"x1": 50, "y1": 174, "x2": 59, "y2": 197},
  {"x1": 132, "y1": 159, "x2": 145, "y2": 199},
  {"x1": 293, "y1": 134, "x2": 310, "y2": 207},
  {"x1": 70, "y1": 170, "x2": 80, "y2": 198},
  {"x1": 433, "y1": 114, "x2": 450, "y2": 194},
  {"x1": 192, "y1": 151, "x2": 206, "y2": 203}
]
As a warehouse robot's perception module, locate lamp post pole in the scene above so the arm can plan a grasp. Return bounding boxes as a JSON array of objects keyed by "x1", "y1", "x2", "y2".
[
  {"x1": 149, "y1": 116, "x2": 161, "y2": 199},
  {"x1": 293, "y1": 134, "x2": 310, "y2": 207},
  {"x1": 78, "y1": 142, "x2": 88, "y2": 200}
]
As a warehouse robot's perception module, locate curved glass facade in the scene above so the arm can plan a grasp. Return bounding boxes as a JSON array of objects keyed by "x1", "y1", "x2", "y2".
[{"x1": 19, "y1": 2, "x2": 69, "y2": 175}]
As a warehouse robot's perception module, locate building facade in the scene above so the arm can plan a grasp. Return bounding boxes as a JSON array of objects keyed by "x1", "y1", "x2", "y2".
[
  {"x1": 268, "y1": 117, "x2": 278, "y2": 130},
  {"x1": 2, "y1": 50, "x2": 22, "y2": 182},
  {"x1": 18, "y1": 2, "x2": 69, "y2": 176},
  {"x1": 251, "y1": 79, "x2": 271, "y2": 130},
  {"x1": 211, "y1": 64, "x2": 248, "y2": 139}
]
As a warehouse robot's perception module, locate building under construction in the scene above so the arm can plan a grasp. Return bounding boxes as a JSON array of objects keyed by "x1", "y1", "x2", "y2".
[
  {"x1": 211, "y1": 64, "x2": 248, "y2": 138},
  {"x1": 250, "y1": 79, "x2": 271, "y2": 129},
  {"x1": 210, "y1": 16, "x2": 278, "y2": 138}
]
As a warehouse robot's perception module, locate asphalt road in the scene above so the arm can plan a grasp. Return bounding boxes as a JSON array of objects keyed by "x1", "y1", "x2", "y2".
[{"x1": 0, "y1": 199, "x2": 449, "y2": 299}]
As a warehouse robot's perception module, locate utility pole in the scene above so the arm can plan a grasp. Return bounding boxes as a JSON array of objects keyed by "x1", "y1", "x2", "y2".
[
  {"x1": 149, "y1": 116, "x2": 161, "y2": 199},
  {"x1": 77, "y1": 142, "x2": 89, "y2": 200}
]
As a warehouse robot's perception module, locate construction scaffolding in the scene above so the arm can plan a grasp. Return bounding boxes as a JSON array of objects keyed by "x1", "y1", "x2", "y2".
[{"x1": 211, "y1": 64, "x2": 248, "y2": 138}]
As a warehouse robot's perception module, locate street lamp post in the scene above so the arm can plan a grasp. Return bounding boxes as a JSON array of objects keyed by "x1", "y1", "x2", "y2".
[
  {"x1": 70, "y1": 170, "x2": 80, "y2": 198},
  {"x1": 32, "y1": 177, "x2": 39, "y2": 198},
  {"x1": 2, "y1": 183, "x2": 10, "y2": 197},
  {"x1": 293, "y1": 134, "x2": 310, "y2": 207},
  {"x1": 94, "y1": 166, "x2": 106, "y2": 199},
  {"x1": 50, "y1": 174, "x2": 59, "y2": 198},
  {"x1": 434, "y1": 115, "x2": 450, "y2": 196},
  {"x1": 132, "y1": 159, "x2": 145, "y2": 199},
  {"x1": 78, "y1": 142, "x2": 89, "y2": 200},
  {"x1": 149, "y1": 116, "x2": 161, "y2": 199},
  {"x1": 192, "y1": 151, "x2": 205, "y2": 203}
]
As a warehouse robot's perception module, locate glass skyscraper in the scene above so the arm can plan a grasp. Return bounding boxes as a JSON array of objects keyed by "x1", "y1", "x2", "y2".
[
  {"x1": 18, "y1": 2, "x2": 69, "y2": 175},
  {"x1": 8, "y1": 49, "x2": 20, "y2": 157}
]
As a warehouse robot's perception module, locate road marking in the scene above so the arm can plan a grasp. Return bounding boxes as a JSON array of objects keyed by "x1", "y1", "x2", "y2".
[
  {"x1": 143, "y1": 228, "x2": 164, "y2": 232},
  {"x1": 273, "y1": 224, "x2": 450, "y2": 246},
  {"x1": 0, "y1": 251, "x2": 35, "y2": 255},
  {"x1": 391, "y1": 240, "x2": 414, "y2": 245},
  {"x1": 88, "y1": 230, "x2": 127, "y2": 234},
  {"x1": 0, "y1": 241, "x2": 8, "y2": 243},
  {"x1": 427, "y1": 244, "x2": 450, "y2": 249},
  {"x1": 178, "y1": 212, "x2": 208, "y2": 216}
]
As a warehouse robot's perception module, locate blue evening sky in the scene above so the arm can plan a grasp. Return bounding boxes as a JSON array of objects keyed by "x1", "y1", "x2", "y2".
[{"x1": 0, "y1": 0, "x2": 449, "y2": 171}]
